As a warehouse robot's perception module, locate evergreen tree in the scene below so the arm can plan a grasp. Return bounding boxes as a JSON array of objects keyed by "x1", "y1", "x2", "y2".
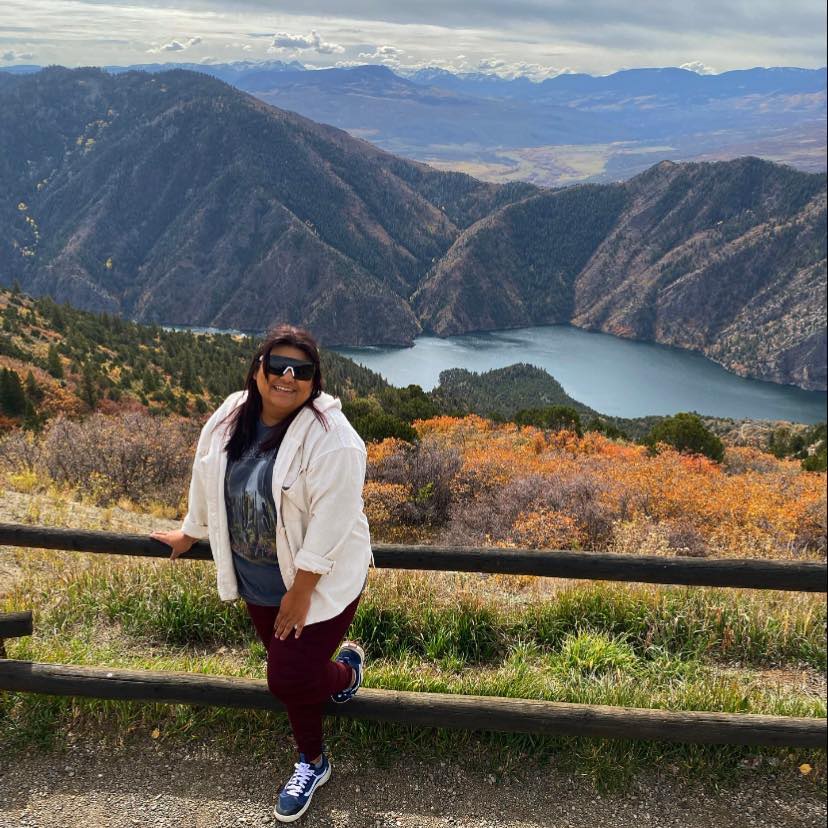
[
  {"x1": 142, "y1": 367, "x2": 159, "y2": 392},
  {"x1": 180, "y1": 358, "x2": 200, "y2": 393},
  {"x1": 80, "y1": 361, "x2": 98, "y2": 410},
  {"x1": 514, "y1": 405, "x2": 583, "y2": 435},
  {"x1": 46, "y1": 343, "x2": 64, "y2": 378},
  {"x1": 645, "y1": 412, "x2": 725, "y2": 463},
  {"x1": 0, "y1": 368, "x2": 27, "y2": 416},
  {"x1": 24, "y1": 370, "x2": 44, "y2": 403}
]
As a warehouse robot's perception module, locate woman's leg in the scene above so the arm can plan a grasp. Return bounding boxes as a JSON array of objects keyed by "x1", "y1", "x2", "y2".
[
  {"x1": 245, "y1": 601, "x2": 279, "y2": 649},
  {"x1": 266, "y1": 594, "x2": 361, "y2": 760}
]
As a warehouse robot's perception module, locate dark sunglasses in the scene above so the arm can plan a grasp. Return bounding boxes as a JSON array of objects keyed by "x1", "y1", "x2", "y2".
[{"x1": 260, "y1": 354, "x2": 316, "y2": 381}]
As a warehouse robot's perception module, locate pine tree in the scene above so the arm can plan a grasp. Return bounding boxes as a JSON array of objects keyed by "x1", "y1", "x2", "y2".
[
  {"x1": 46, "y1": 343, "x2": 64, "y2": 378},
  {"x1": 51, "y1": 305, "x2": 66, "y2": 331},
  {"x1": 142, "y1": 367, "x2": 159, "y2": 392},
  {"x1": 24, "y1": 370, "x2": 44, "y2": 403},
  {"x1": 180, "y1": 358, "x2": 200, "y2": 393},
  {"x1": 80, "y1": 361, "x2": 98, "y2": 410},
  {"x1": 0, "y1": 368, "x2": 27, "y2": 416}
]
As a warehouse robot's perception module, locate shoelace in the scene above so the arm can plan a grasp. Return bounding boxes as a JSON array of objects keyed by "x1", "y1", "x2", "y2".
[{"x1": 284, "y1": 762, "x2": 316, "y2": 796}]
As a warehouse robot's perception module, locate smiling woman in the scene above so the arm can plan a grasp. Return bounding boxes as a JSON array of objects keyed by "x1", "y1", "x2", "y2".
[{"x1": 150, "y1": 324, "x2": 372, "y2": 823}]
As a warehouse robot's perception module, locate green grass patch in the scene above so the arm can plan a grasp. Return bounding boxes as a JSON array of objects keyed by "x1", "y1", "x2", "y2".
[{"x1": 10, "y1": 561, "x2": 824, "y2": 668}]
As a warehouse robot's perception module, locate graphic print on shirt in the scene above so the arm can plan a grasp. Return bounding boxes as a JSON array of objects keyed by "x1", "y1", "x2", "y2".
[{"x1": 225, "y1": 422, "x2": 281, "y2": 563}]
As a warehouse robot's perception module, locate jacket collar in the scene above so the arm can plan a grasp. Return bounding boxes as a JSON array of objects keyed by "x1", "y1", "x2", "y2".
[{"x1": 223, "y1": 389, "x2": 341, "y2": 447}]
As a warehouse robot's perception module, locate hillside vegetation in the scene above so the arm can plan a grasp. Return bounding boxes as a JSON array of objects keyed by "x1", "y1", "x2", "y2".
[
  {"x1": 2, "y1": 288, "x2": 824, "y2": 476},
  {"x1": 0, "y1": 287, "x2": 387, "y2": 424}
]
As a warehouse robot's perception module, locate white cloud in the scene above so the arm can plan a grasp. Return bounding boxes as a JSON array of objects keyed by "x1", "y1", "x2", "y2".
[
  {"x1": 1, "y1": 49, "x2": 35, "y2": 62},
  {"x1": 270, "y1": 30, "x2": 344, "y2": 55},
  {"x1": 2, "y1": 1, "x2": 824, "y2": 77},
  {"x1": 359, "y1": 45, "x2": 405, "y2": 59},
  {"x1": 471, "y1": 57, "x2": 565, "y2": 79},
  {"x1": 357, "y1": 44, "x2": 405, "y2": 66},
  {"x1": 680, "y1": 60, "x2": 717, "y2": 75},
  {"x1": 147, "y1": 36, "x2": 203, "y2": 54}
]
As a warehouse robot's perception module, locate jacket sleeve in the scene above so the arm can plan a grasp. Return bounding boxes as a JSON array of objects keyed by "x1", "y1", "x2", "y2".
[
  {"x1": 180, "y1": 400, "x2": 234, "y2": 539},
  {"x1": 292, "y1": 441, "x2": 368, "y2": 576}
]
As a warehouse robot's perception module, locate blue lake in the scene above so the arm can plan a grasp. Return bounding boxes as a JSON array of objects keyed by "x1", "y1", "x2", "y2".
[{"x1": 334, "y1": 325, "x2": 827, "y2": 423}]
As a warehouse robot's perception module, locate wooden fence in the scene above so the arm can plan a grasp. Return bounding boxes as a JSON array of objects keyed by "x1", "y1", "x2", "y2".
[
  {"x1": 1, "y1": 523, "x2": 826, "y2": 748},
  {"x1": 1, "y1": 523, "x2": 825, "y2": 591}
]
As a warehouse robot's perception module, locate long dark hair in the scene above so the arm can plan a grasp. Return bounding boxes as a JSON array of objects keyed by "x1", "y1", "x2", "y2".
[{"x1": 223, "y1": 325, "x2": 327, "y2": 462}]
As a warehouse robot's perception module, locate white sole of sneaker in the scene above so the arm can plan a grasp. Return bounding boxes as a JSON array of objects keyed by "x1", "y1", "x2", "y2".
[{"x1": 273, "y1": 763, "x2": 332, "y2": 823}]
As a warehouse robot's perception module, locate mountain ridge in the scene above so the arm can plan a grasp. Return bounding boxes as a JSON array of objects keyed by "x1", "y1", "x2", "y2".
[
  {"x1": 415, "y1": 157, "x2": 827, "y2": 389},
  {"x1": 1, "y1": 67, "x2": 534, "y2": 346},
  {"x1": 1, "y1": 68, "x2": 824, "y2": 390}
]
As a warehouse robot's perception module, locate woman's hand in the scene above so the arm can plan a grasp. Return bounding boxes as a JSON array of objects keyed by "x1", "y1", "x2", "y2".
[
  {"x1": 151, "y1": 529, "x2": 197, "y2": 560},
  {"x1": 274, "y1": 584, "x2": 314, "y2": 640}
]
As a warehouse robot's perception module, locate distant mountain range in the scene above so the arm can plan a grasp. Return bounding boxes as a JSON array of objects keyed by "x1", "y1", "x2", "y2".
[
  {"x1": 1, "y1": 68, "x2": 825, "y2": 390},
  {"x1": 3, "y1": 61, "x2": 825, "y2": 186},
  {"x1": 236, "y1": 64, "x2": 828, "y2": 186}
]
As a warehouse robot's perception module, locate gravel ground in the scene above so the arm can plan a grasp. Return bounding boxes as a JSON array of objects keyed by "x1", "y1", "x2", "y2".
[{"x1": 0, "y1": 736, "x2": 825, "y2": 828}]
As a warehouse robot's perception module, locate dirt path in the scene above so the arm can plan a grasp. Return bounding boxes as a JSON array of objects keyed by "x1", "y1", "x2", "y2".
[{"x1": 1, "y1": 736, "x2": 825, "y2": 828}]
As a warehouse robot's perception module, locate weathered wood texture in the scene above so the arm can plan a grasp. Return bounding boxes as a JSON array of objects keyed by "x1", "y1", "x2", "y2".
[
  {"x1": 1, "y1": 523, "x2": 825, "y2": 591},
  {"x1": 0, "y1": 611, "x2": 33, "y2": 639},
  {"x1": 0, "y1": 660, "x2": 824, "y2": 748}
]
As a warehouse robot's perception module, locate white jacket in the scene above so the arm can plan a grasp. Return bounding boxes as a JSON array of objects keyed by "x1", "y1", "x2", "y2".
[{"x1": 181, "y1": 390, "x2": 373, "y2": 625}]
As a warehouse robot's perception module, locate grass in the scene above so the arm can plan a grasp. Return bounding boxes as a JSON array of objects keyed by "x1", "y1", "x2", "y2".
[
  {"x1": 1, "y1": 554, "x2": 826, "y2": 789},
  {"x1": 9, "y1": 556, "x2": 824, "y2": 668}
]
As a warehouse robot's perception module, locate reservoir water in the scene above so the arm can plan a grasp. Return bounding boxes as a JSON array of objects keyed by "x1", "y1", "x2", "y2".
[{"x1": 335, "y1": 325, "x2": 827, "y2": 424}]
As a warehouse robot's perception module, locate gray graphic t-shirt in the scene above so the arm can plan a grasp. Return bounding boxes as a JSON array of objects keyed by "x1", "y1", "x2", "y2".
[{"x1": 224, "y1": 419, "x2": 287, "y2": 607}]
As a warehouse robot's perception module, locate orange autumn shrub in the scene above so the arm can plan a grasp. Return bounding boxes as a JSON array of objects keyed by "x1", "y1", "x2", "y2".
[
  {"x1": 509, "y1": 507, "x2": 585, "y2": 550},
  {"x1": 363, "y1": 415, "x2": 827, "y2": 560},
  {"x1": 366, "y1": 437, "x2": 411, "y2": 466},
  {"x1": 362, "y1": 480, "x2": 410, "y2": 533}
]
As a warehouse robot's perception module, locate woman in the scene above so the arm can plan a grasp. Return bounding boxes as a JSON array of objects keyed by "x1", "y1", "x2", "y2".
[{"x1": 151, "y1": 325, "x2": 372, "y2": 823}]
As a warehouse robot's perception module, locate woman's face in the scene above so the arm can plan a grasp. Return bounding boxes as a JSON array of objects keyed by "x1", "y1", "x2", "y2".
[{"x1": 255, "y1": 344, "x2": 315, "y2": 424}]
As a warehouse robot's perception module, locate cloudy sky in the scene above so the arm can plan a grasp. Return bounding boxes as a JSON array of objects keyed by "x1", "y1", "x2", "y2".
[{"x1": 1, "y1": 0, "x2": 826, "y2": 77}]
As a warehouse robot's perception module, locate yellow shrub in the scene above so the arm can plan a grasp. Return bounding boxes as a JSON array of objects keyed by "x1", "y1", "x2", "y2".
[{"x1": 7, "y1": 468, "x2": 41, "y2": 493}]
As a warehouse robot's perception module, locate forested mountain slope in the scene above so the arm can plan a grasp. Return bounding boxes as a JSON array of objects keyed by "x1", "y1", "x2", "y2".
[
  {"x1": 0, "y1": 67, "x2": 532, "y2": 345},
  {"x1": 414, "y1": 158, "x2": 827, "y2": 389}
]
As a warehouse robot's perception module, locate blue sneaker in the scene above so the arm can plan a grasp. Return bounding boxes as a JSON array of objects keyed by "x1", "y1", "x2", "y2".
[
  {"x1": 331, "y1": 641, "x2": 365, "y2": 704},
  {"x1": 274, "y1": 753, "x2": 331, "y2": 822}
]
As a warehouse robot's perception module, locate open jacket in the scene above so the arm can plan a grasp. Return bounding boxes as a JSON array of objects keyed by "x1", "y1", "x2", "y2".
[{"x1": 181, "y1": 390, "x2": 373, "y2": 625}]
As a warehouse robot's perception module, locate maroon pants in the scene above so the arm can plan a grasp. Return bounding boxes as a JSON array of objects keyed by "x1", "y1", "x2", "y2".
[{"x1": 245, "y1": 594, "x2": 360, "y2": 759}]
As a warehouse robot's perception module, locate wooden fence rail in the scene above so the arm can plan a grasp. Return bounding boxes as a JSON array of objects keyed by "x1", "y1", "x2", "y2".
[
  {"x1": 0, "y1": 659, "x2": 825, "y2": 748},
  {"x1": 1, "y1": 523, "x2": 826, "y2": 591},
  {"x1": 0, "y1": 611, "x2": 32, "y2": 639}
]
